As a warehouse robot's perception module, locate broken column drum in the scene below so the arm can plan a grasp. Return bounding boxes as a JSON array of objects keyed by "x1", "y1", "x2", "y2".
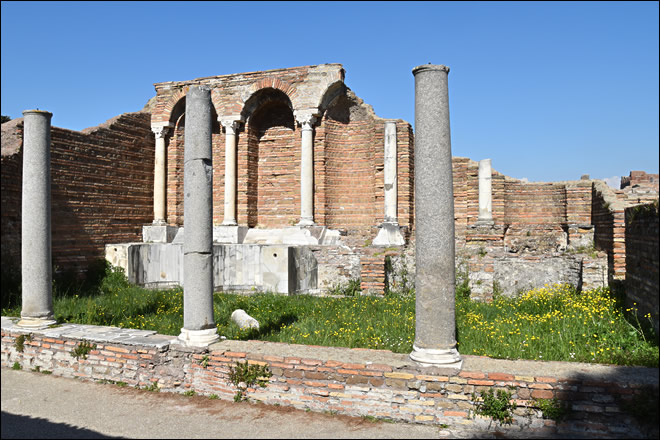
[
  {"x1": 410, "y1": 64, "x2": 462, "y2": 367},
  {"x1": 178, "y1": 86, "x2": 219, "y2": 347},
  {"x1": 19, "y1": 110, "x2": 56, "y2": 328}
]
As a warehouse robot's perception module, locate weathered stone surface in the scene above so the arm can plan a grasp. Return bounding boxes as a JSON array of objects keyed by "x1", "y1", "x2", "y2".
[
  {"x1": 19, "y1": 110, "x2": 55, "y2": 325},
  {"x1": 410, "y1": 64, "x2": 460, "y2": 367},
  {"x1": 231, "y1": 309, "x2": 260, "y2": 330}
]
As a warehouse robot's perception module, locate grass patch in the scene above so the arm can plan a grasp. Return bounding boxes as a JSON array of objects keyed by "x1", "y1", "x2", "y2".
[{"x1": 2, "y1": 265, "x2": 656, "y2": 367}]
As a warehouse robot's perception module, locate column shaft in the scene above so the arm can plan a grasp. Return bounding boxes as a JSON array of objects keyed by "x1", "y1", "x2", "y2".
[
  {"x1": 298, "y1": 117, "x2": 316, "y2": 226},
  {"x1": 179, "y1": 86, "x2": 218, "y2": 346},
  {"x1": 478, "y1": 158, "x2": 493, "y2": 223},
  {"x1": 222, "y1": 121, "x2": 238, "y2": 225},
  {"x1": 152, "y1": 127, "x2": 169, "y2": 224},
  {"x1": 384, "y1": 121, "x2": 398, "y2": 223},
  {"x1": 410, "y1": 64, "x2": 461, "y2": 366},
  {"x1": 19, "y1": 110, "x2": 56, "y2": 327}
]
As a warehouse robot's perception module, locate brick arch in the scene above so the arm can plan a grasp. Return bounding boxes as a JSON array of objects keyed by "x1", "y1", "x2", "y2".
[
  {"x1": 246, "y1": 78, "x2": 298, "y2": 109},
  {"x1": 161, "y1": 88, "x2": 223, "y2": 126},
  {"x1": 318, "y1": 80, "x2": 347, "y2": 114},
  {"x1": 240, "y1": 87, "x2": 295, "y2": 122}
]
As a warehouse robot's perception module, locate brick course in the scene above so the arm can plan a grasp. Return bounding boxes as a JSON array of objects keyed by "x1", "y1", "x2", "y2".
[{"x1": 2, "y1": 325, "x2": 656, "y2": 439}]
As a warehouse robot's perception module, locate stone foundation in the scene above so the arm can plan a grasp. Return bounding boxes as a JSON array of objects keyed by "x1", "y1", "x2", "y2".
[{"x1": 2, "y1": 317, "x2": 657, "y2": 439}]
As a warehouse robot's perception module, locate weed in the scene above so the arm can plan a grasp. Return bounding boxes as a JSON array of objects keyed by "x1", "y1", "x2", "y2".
[
  {"x1": 362, "y1": 414, "x2": 380, "y2": 423},
  {"x1": 471, "y1": 388, "x2": 516, "y2": 427},
  {"x1": 12, "y1": 361, "x2": 21, "y2": 370},
  {"x1": 142, "y1": 381, "x2": 160, "y2": 392},
  {"x1": 209, "y1": 394, "x2": 219, "y2": 400},
  {"x1": 31, "y1": 366, "x2": 41, "y2": 373},
  {"x1": 14, "y1": 333, "x2": 32, "y2": 353},
  {"x1": 70, "y1": 339, "x2": 96, "y2": 360},
  {"x1": 183, "y1": 390, "x2": 196, "y2": 397},
  {"x1": 227, "y1": 360, "x2": 272, "y2": 402},
  {"x1": 492, "y1": 281, "x2": 503, "y2": 301},
  {"x1": 201, "y1": 355, "x2": 210, "y2": 368},
  {"x1": 41, "y1": 370, "x2": 52, "y2": 375},
  {"x1": 533, "y1": 397, "x2": 568, "y2": 422}
]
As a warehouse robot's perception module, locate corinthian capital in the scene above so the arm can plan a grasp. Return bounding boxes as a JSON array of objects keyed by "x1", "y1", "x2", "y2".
[
  {"x1": 294, "y1": 110, "x2": 319, "y2": 130},
  {"x1": 151, "y1": 126, "x2": 170, "y2": 139}
]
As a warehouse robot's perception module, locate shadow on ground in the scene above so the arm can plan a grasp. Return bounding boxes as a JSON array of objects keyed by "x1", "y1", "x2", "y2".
[{"x1": 1, "y1": 411, "x2": 124, "y2": 439}]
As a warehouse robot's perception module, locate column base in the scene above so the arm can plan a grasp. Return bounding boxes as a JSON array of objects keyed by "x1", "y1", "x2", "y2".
[
  {"x1": 297, "y1": 217, "x2": 316, "y2": 227},
  {"x1": 410, "y1": 345, "x2": 463, "y2": 369},
  {"x1": 177, "y1": 327, "x2": 219, "y2": 347},
  {"x1": 373, "y1": 222, "x2": 405, "y2": 246},
  {"x1": 474, "y1": 219, "x2": 495, "y2": 227},
  {"x1": 16, "y1": 317, "x2": 57, "y2": 329}
]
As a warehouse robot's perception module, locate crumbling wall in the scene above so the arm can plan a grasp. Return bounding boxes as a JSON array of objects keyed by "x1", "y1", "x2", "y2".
[
  {"x1": 0, "y1": 113, "x2": 154, "y2": 276},
  {"x1": 625, "y1": 202, "x2": 659, "y2": 334}
]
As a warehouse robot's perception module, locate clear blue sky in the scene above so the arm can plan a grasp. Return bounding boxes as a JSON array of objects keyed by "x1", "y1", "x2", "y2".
[{"x1": 2, "y1": 1, "x2": 658, "y2": 185}]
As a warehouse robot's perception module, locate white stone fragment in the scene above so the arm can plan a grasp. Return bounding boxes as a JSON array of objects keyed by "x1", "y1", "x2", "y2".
[{"x1": 231, "y1": 309, "x2": 260, "y2": 330}]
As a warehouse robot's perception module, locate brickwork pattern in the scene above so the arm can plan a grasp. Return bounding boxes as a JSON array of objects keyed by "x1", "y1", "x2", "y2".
[
  {"x1": 625, "y1": 203, "x2": 659, "y2": 334},
  {"x1": 1, "y1": 113, "x2": 154, "y2": 274},
  {"x1": 2, "y1": 327, "x2": 656, "y2": 439}
]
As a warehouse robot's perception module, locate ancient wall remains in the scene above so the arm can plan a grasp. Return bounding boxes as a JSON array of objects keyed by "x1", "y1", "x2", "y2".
[
  {"x1": 155, "y1": 65, "x2": 414, "y2": 241},
  {"x1": 625, "y1": 202, "x2": 659, "y2": 334},
  {"x1": 2, "y1": 324, "x2": 657, "y2": 439},
  {"x1": 1, "y1": 113, "x2": 154, "y2": 275}
]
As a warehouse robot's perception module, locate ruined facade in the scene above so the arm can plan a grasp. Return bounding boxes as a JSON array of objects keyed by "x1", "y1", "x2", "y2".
[{"x1": 1, "y1": 65, "x2": 658, "y2": 325}]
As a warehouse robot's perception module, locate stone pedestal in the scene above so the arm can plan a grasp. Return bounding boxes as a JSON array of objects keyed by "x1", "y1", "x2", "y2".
[
  {"x1": 213, "y1": 225, "x2": 248, "y2": 244},
  {"x1": 18, "y1": 110, "x2": 56, "y2": 328},
  {"x1": 179, "y1": 86, "x2": 218, "y2": 347},
  {"x1": 142, "y1": 224, "x2": 178, "y2": 243},
  {"x1": 410, "y1": 64, "x2": 461, "y2": 369}
]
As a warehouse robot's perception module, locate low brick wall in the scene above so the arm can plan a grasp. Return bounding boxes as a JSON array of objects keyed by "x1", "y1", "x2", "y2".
[{"x1": 2, "y1": 318, "x2": 657, "y2": 438}]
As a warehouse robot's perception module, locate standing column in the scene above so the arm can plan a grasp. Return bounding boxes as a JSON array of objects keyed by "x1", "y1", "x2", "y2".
[
  {"x1": 152, "y1": 125, "x2": 170, "y2": 225},
  {"x1": 178, "y1": 86, "x2": 218, "y2": 347},
  {"x1": 220, "y1": 119, "x2": 240, "y2": 226},
  {"x1": 410, "y1": 64, "x2": 462, "y2": 367},
  {"x1": 373, "y1": 121, "x2": 405, "y2": 246},
  {"x1": 477, "y1": 158, "x2": 494, "y2": 224},
  {"x1": 296, "y1": 113, "x2": 317, "y2": 226},
  {"x1": 18, "y1": 110, "x2": 56, "y2": 328},
  {"x1": 384, "y1": 121, "x2": 398, "y2": 223}
]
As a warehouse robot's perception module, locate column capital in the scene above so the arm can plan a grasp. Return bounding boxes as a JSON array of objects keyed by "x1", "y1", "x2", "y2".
[
  {"x1": 219, "y1": 118, "x2": 242, "y2": 135},
  {"x1": 412, "y1": 64, "x2": 450, "y2": 76},
  {"x1": 151, "y1": 126, "x2": 170, "y2": 139},
  {"x1": 294, "y1": 110, "x2": 319, "y2": 129}
]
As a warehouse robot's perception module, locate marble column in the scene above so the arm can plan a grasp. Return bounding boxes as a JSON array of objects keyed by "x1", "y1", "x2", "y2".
[
  {"x1": 373, "y1": 121, "x2": 405, "y2": 246},
  {"x1": 220, "y1": 119, "x2": 240, "y2": 226},
  {"x1": 178, "y1": 86, "x2": 218, "y2": 347},
  {"x1": 296, "y1": 113, "x2": 317, "y2": 226},
  {"x1": 410, "y1": 64, "x2": 462, "y2": 368},
  {"x1": 384, "y1": 121, "x2": 398, "y2": 223},
  {"x1": 18, "y1": 110, "x2": 56, "y2": 328},
  {"x1": 152, "y1": 125, "x2": 170, "y2": 225},
  {"x1": 477, "y1": 158, "x2": 494, "y2": 225}
]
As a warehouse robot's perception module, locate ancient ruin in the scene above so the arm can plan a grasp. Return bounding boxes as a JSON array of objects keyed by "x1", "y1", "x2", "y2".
[
  {"x1": 2, "y1": 64, "x2": 658, "y2": 327},
  {"x1": 2, "y1": 63, "x2": 658, "y2": 437}
]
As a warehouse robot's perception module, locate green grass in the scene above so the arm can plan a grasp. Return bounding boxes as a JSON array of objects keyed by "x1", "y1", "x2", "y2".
[{"x1": 1, "y1": 264, "x2": 657, "y2": 367}]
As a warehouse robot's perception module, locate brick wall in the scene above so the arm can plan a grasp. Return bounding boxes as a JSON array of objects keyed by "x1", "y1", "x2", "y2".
[
  {"x1": 625, "y1": 202, "x2": 659, "y2": 334},
  {"x1": 592, "y1": 181, "x2": 628, "y2": 281},
  {"x1": 1, "y1": 113, "x2": 154, "y2": 275},
  {"x1": 3, "y1": 324, "x2": 657, "y2": 439}
]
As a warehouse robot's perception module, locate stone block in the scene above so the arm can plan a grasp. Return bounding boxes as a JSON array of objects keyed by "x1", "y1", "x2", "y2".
[{"x1": 142, "y1": 225, "x2": 179, "y2": 243}]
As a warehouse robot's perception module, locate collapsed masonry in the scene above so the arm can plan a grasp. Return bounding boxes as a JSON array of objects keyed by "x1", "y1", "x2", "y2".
[{"x1": 1, "y1": 65, "x2": 657, "y2": 327}]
